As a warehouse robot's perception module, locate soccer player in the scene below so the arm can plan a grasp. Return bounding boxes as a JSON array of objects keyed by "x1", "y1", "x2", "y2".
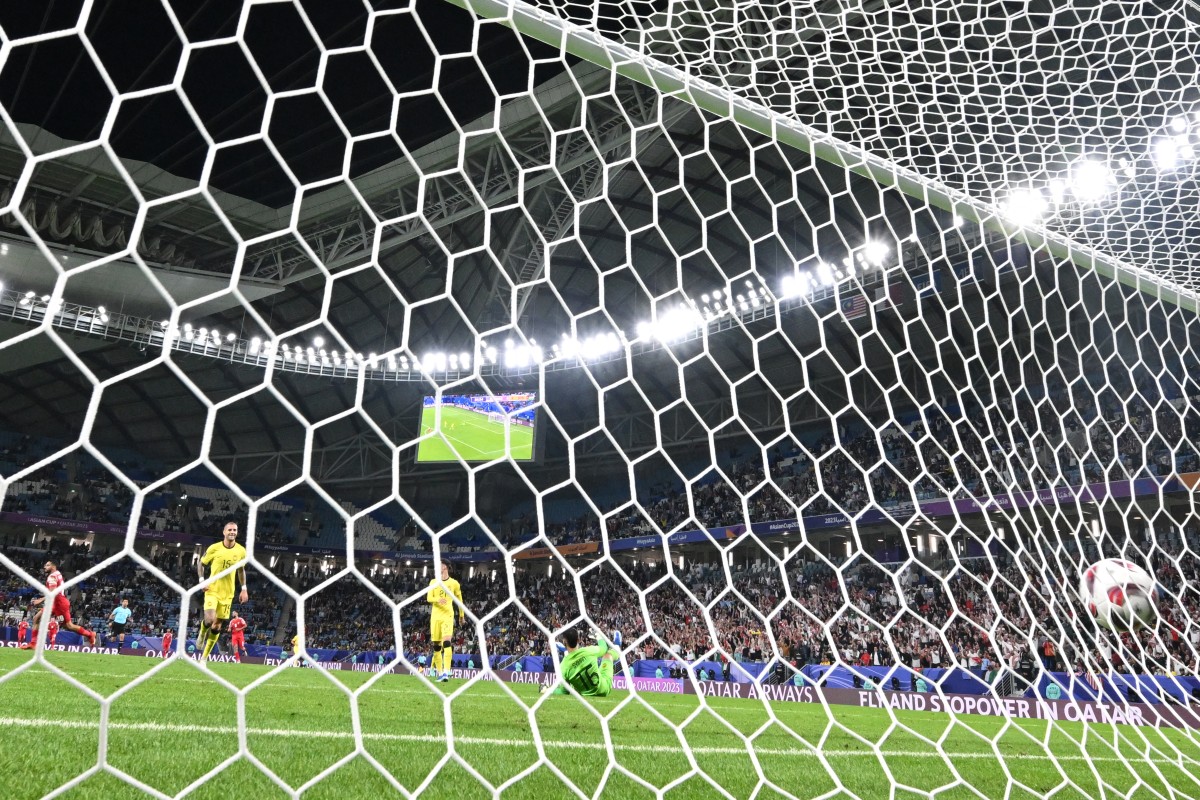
[
  {"x1": 546, "y1": 629, "x2": 621, "y2": 698},
  {"x1": 227, "y1": 611, "x2": 248, "y2": 662},
  {"x1": 16, "y1": 615, "x2": 29, "y2": 646},
  {"x1": 30, "y1": 561, "x2": 97, "y2": 647},
  {"x1": 161, "y1": 628, "x2": 174, "y2": 656},
  {"x1": 108, "y1": 598, "x2": 132, "y2": 647},
  {"x1": 46, "y1": 617, "x2": 59, "y2": 647},
  {"x1": 426, "y1": 561, "x2": 464, "y2": 682},
  {"x1": 196, "y1": 521, "x2": 248, "y2": 662}
]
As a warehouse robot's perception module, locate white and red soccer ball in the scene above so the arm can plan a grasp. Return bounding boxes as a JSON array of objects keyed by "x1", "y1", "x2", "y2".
[{"x1": 1080, "y1": 558, "x2": 1160, "y2": 631}]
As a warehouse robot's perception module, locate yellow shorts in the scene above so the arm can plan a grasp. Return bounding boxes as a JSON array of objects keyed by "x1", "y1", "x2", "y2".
[
  {"x1": 431, "y1": 617, "x2": 454, "y2": 643},
  {"x1": 203, "y1": 592, "x2": 233, "y2": 620}
]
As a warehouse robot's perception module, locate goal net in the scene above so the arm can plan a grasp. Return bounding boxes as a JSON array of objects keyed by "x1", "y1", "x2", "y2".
[{"x1": 0, "y1": 0, "x2": 1199, "y2": 798}]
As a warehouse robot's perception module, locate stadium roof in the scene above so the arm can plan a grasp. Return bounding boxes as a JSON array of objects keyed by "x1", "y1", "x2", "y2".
[{"x1": 0, "y1": 0, "x2": 1195, "y2": 509}]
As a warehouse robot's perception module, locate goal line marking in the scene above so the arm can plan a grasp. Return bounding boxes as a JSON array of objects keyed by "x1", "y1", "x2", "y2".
[{"x1": 0, "y1": 715, "x2": 1178, "y2": 766}]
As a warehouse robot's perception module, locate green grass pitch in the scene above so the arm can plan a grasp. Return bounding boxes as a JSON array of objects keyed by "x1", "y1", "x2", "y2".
[
  {"x1": 1, "y1": 651, "x2": 1198, "y2": 799},
  {"x1": 417, "y1": 405, "x2": 535, "y2": 462}
]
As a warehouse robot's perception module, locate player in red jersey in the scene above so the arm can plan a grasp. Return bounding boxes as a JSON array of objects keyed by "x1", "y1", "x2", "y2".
[
  {"x1": 46, "y1": 617, "x2": 59, "y2": 647},
  {"x1": 227, "y1": 611, "x2": 248, "y2": 662},
  {"x1": 16, "y1": 616, "x2": 29, "y2": 645},
  {"x1": 161, "y1": 629, "x2": 174, "y2": 657},
  {"x1": 30, "y1": 561, "x2": 97, "y2": 647}
]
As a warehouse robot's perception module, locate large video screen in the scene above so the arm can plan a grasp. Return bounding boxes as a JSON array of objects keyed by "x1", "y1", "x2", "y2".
[{"x1": 416, "y1": 392, "x2": 538, "y2": 462}]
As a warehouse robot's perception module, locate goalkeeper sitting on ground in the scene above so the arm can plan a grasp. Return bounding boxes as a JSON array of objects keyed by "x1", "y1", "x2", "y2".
[{"x1": 544, "y1": 629, "x2": 621, "y2": 697}]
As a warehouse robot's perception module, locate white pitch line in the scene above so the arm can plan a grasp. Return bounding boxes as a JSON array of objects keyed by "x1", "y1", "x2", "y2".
[{"x1": 0, "y1": 715, "x2": 1184, "y2": 766}]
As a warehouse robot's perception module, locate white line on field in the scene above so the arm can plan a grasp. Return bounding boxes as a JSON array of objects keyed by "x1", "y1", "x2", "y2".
[{"x1": 0, "y1": 715, "x2": 1183, "y2": 766}]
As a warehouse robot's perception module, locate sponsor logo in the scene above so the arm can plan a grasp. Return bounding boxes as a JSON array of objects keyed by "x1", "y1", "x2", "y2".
[
  {"x1": 262, "y1": 657, "x2": 344, "y2": 670},
  {"x1": 612, "y1": 676, "x2": 684, "y2": 694}
]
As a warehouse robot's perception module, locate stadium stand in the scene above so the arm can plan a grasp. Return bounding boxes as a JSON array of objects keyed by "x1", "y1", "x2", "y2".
[{"x1": 3, "y1": 372, "x2": 1199, "y2": 677}]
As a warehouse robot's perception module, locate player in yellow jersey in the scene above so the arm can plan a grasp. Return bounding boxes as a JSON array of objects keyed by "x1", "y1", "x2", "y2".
[
  {"x1": 426, "y1": 561, "x2": 464, "y2": 682},
  {"x1": 196, "y1": 521, "x2": 249, "y2": 662}
]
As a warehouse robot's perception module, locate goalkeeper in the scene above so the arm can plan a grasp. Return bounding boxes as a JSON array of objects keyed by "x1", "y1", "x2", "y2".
[{"x1": 545, "y1": 628, "x2": 621, "y2": 697}]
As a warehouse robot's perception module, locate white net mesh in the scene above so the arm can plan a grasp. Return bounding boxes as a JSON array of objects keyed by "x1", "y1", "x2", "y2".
[{"x1": 0, "y1": 0, "x2": 1199, "y2": 798}]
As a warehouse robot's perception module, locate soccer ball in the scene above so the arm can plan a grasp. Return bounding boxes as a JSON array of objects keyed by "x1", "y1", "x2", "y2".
[{"x1": 1080, "y1": 558, "x2": 1159, "y2": 631}]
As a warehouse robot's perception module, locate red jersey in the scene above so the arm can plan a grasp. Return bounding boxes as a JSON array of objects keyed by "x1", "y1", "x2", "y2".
[
  {"x1": 161, "y1": 631, "x2": 173, "y2": 653},
  {"x1": 46, "y1": 618, "x2": 59, "y2": 645},
  {"x1": 17, "y1": 620, "x2": 29, "y2": 642},
  {"x1": 228, "y1": 617, "x2": 247, "y2": 637}
]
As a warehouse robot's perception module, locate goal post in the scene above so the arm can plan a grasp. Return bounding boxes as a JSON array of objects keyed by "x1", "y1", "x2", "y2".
[
  {"x1": 446, "y1": 0, "x2": 1200, "y2": 315},
  {"x1": 0, "y1": 1, "x2": 1199, "y2": 798}
]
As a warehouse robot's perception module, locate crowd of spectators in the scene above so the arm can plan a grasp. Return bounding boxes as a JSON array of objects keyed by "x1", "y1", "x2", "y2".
[
  {"x1": 3, "y1": 372, "x2": 1200, "y2": 682},
  {"x1": 0, "y1": 538, "x2": 284, "y2": 645},
  {"x1": 2, "y1": 372, "x2": 1197, "y2": 563},
  {"x1": 515, "y1": 377, "x2": 1200, "y2": 552},
  {"x1": 282, "y1": 522, "x2": 1200, "y2": 686}
]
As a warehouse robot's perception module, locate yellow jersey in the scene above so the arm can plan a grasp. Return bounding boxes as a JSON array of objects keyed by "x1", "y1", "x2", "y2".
[
  {"x1": 427, "y1": 577, "x2": 464, "y2": 622},
  {"x1": 201, "y1": 541, "x2": 247, "y2": 600}
]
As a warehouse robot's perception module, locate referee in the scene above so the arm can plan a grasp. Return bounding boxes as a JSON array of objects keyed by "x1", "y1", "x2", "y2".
[{"x1": 108, "y1": 598, "x2": 133, "y2": 647}]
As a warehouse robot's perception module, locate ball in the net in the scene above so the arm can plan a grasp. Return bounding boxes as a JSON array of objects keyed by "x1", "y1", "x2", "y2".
[{"x1": 1079, "y1": 558, "x2": 1159, "y2": 631}]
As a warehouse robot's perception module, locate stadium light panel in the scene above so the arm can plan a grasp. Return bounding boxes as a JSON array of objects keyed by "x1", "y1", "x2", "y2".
[
  {"x1": 648, "y1": 306, "x2": 704, "y2": 343},
  {"x1": 1003, "y1": 188, "x2": 1048, "y2": 225},
  {"x1": 1069, "y1": 159, "x2": 1114, "y2": 201},
  {"x1": 862, "y1": 240, "x2": 889, "y2": 265},
  {"x1": 313, "y1": 336, "x2": 325, "y2": 348},
  {"x1": 1171, "y1": 115, "x2": 1188, "y2": 133},
  {"x1": 1154, "y1": 138, "x2": 1179, "y2": 171},
  {"x1": 1047, "y1": 179, "x2": 1066, "y2": 204}
]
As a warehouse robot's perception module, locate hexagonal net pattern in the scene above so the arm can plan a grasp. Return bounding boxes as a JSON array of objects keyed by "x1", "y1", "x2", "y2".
[{"x1": 0, "y1": 1, "x2": 1198, "y2": 799}]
